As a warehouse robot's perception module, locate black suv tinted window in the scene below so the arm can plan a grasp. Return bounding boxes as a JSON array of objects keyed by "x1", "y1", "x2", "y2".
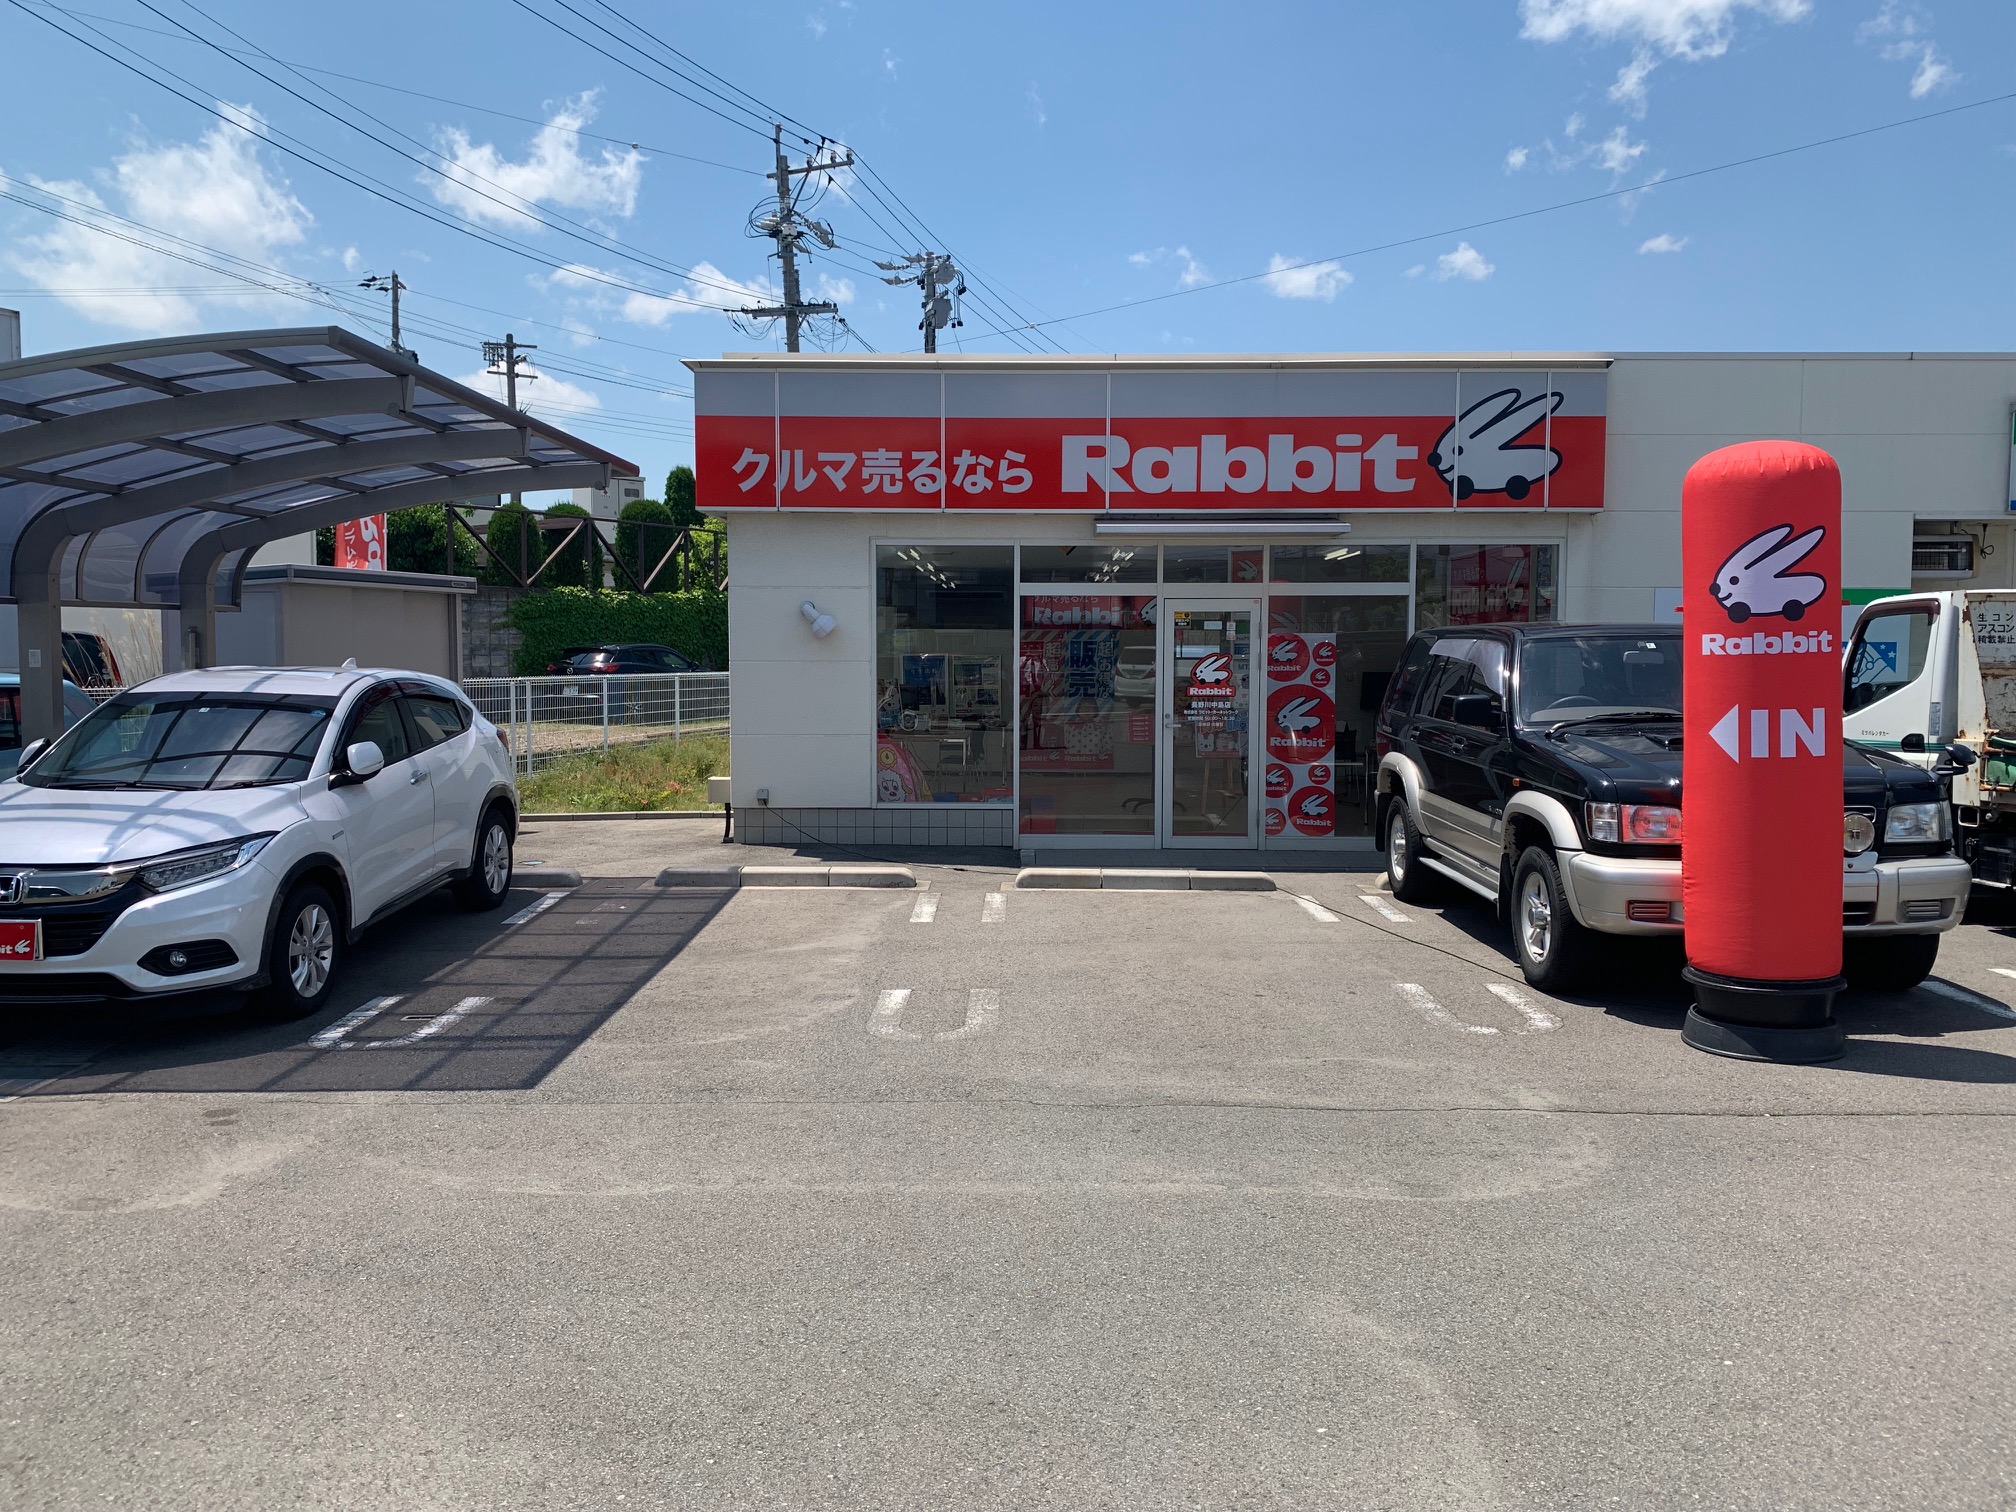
[{"x1": 1383, "y1": 638, "x2": 1434, "y2": 724}]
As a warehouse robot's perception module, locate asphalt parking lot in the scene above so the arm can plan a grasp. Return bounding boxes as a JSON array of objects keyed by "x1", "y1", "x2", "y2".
[{"x1": 2, "y1": 819, "x2": 2013, "y2": 1511}]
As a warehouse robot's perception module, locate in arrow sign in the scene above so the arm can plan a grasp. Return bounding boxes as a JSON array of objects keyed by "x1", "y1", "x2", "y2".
[{"x1": 1710, "y1": 706, "x2": 1741, "y2": 761}]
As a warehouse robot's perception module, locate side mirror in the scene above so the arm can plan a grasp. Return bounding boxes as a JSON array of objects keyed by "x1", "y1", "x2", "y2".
[
  {"x1": 1901, "y1": 732, "x2": 1927, "y2": 753},
  {"x1": 1933, "y1": 743, "x2": 1977, "y2": 777},
  {"x1": 1450, "y1": 692, "x2": 1502, "y2": 731},
  {"x1": 15, "y1": 737, "x2": 49, "y2": 771},
  {"x1": 336, "y1": 740, "x2": 385, "y2": 786}
]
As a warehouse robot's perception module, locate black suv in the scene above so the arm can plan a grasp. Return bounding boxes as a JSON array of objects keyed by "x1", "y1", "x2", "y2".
[
  {"x1": 545, "y1": 643, "x2": 704, "y2": 675},
  {"x1": 1373, "y1": 623, "x2": 1971, "y2": 992}
]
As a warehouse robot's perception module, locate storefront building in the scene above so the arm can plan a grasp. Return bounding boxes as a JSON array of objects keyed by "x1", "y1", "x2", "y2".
[{"x1": 690, "y1": 352, "x2": 2016, "y2": 851}]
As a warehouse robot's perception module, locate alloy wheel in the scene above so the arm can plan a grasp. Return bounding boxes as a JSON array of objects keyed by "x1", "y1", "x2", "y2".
[
  {"x1": 1519, "y1": 872, "x2": 1553, "y2": 965},
  {"x1": 288, "y1": 902, "x2": 334, "y2": 998},
  {"x1": 1388, "y1": 809, "x2": 1409, "y2": 883},
  {"x1": 481, "y1": 823, "x2": 511, "y2": 894}
]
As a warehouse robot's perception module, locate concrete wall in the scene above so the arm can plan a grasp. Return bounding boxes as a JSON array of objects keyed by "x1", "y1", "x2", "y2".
[
  {"x1": 214, "y1": 572, "x2": 466, "y2": 678},
  {"x1": 460, "y1": 584, "x2": 526, "y2": 678}
]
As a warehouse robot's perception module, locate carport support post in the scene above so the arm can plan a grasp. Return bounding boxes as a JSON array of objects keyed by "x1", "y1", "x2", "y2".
[{"x1": 14, "y1": 594, "x2": 64, "y2": 746}]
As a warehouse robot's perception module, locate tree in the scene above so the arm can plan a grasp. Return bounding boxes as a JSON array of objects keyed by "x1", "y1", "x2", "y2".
[
  {"x1": 539, "y1": 502, "x2": 600, "y2": 587},
  {"x1": 665, "y1": 465, "x2": 700, "y2": 532},
  {"x1": 615, "y1": 497, "x2": 677, "y2": 589},
  {"x1": 385, "y1": 504, "x2": 478, "y2": 575},
  {"x1": 481, "y1": 500, "x2": 543, "y2": 586}
]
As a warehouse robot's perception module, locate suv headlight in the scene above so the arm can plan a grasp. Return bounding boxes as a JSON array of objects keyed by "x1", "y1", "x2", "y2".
[
  {"x1": 1883, "y1": 802, "x2": 1948, "y2": 844},
  {"x1": 1586, "y1": 802, "x2": 1682, "y2": 845},
  {"x1": 138, "y1": 835, "x2": 275, "y2": 893}
]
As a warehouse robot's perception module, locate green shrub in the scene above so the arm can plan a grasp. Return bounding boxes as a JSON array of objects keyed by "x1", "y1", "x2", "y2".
[
  {"x1": 507, "y1": 586, "x2": 727, "y2": 674},
  {"x1": 539, "y1": 502, "x2": 600, "y2": 588},
  {"x1": 519, "y1": 734, "x2": 728, "y2": 813},
  {"x1": 480, "y1": 501, "x2": 545, "y2": 586}
]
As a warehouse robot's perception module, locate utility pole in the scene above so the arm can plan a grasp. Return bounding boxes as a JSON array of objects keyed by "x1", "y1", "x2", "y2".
[
  {"x1": 876, "y1": 252, "x2": 963, "y2": 352},
  {"x1": 483, "y1": 333, "x2": 537, "y2": 509},
  {"x1": 359, "y1": 271, "x2": 414, "y2": 359},
  {"x1": 739, "y1": 125, "x2": 853, "y2": 351}
]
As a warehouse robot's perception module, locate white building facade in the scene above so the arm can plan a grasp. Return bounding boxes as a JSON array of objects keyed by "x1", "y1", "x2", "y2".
[{"x1": 690, "y1": 352, "x2": 2016, "y2": 851}]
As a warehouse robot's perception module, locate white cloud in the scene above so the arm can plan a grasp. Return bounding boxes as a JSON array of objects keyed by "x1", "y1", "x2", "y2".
[
  {"x1": 1131, "y1": 245, "x2": 1210, "y2": 288},
  {"x1": 548, "y1": 259, "x2": 779, "y2": 327},
  {"x1": 1860, "y1": 2, "x2": 1959, "y2": 97},
  {"x1": 882, "y1": 48, "x2": 899, "y2": 79},
  {"x1": 340, "y1": 245, "x2": 361, "y2": 274},
  {"x1": 812, "y1": 272, "x2": 856, "y2": 305},
  {"x1": 1435, "y1": 242, "x2": 1495, "y2": 282},
  {"x1": 1262, "y1": 254, "x2": 1351, "y2": 301},
  {"x1": 1026, "y1": 83, "x2": 1047, "y2": 127},
  {"x1": 806, "y1": 14, "x2": 827, "y2": 37},
  {"x1": 1505, "y1": 145, "x2": 1531, "y2": 171},
  {"x1": 1638, "y1": 232, "x2": 1689, "y2": 253},
  {"x1": 1519, "y1": 0, "x2": 1809, "y2": 61},
  {"x1": 2, "y1": 104, "x2": 312, "y2": 331},
  {"x1": 1594, "y1": 124, "x2": 1648, "y2": 175},
  {"x1": 429, "y1": 92, "x2": 642, "y2": 227},
  {"x1": 1519, "y1": 0, "x2": 1808, "y2": 110},
  {"x1": 1618, "y1": 166, "x2": 1667, "y2": 220},
  {"x1": 1404, "y1": 264, "x2": 1426, "y2": 278},
  {"x1": 457, "y1": 363, "x2": 602, "y2": 415}
]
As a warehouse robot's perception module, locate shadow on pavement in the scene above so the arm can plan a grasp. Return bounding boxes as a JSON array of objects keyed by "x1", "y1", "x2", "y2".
[{"x1": 4, "y1": 878, "x2": 727, "y2": 1096}]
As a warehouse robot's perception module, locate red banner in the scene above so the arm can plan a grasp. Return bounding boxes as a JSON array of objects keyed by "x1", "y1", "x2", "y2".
[{"x1": 336, "y1": 515, "x2": 387, "y2": 571}]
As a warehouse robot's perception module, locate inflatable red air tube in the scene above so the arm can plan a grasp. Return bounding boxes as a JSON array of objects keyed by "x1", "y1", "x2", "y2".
[{"x1": 1680, "y1": 441, "x2": 1846, "y2": 1062}]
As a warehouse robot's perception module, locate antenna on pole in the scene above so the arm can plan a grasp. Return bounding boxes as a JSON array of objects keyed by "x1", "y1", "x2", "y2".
[
  {"x1": 359, "y1": 271, "x2": 414, "y2": 360},
  {"x1": 739, "y1": 125, "x2": 855, "y2": 352},
  {"x1": 877, "y1": 252, "x2": 963, "y2": 353}
]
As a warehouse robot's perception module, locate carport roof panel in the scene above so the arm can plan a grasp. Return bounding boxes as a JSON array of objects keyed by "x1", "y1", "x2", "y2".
[{"x1": 0, "y1": 326, "x2": 637, "y2": 607}]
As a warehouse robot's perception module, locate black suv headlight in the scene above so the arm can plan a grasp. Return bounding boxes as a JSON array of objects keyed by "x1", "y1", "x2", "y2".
[{"x1": 1883, "y1": 803, "x2": 1948, "y2": 845}]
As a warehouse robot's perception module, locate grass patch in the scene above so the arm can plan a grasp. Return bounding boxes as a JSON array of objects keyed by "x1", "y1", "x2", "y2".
[{"x1": 519, "y1": 733, "x2": 728, "y2": 813}]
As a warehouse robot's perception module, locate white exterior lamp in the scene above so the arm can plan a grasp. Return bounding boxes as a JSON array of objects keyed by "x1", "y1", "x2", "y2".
[{"x1": 800, "y1": 600, "x2": 837, "y2": 639}]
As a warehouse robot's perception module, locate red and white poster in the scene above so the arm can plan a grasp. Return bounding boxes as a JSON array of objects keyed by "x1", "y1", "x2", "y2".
[
  {"x1": 1265, "y1": 632, "x2": 1335, "y2": 836},
  {"x1": 336, "y1": 515, "x2": 387, "y2": 571},
  {"x1": 696, "y1": 368, "x2": 1606, "y2": 512}
]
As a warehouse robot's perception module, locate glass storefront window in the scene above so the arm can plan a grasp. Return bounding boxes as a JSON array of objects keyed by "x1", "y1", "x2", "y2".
[
  {"x1": 1415, "y1": 544, "x2": 1558, "y2": 628},
  {"x1": 875, "y1": 546, "x2": 1013, "y2": 804},
  {"x1": 1265, "y1": 594, "x2": 1410, "y2": 837},
  {"x1": 1019, "y1": 544, "x2": 1156, "y2": 583},
  {"x1": 1019, "y1": 594, "x2": 1158, "y2": 835},
  {"x1": 1269, "y1": 544, "x2": 1410, "y2": 583},
  {"x1": 1163, "y1": 545, "x2": 1265, "y2": 585}
]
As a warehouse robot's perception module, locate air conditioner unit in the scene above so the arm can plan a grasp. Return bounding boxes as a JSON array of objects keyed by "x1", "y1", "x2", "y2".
[{"x1": 1912, "y1": 535, "x2": 1976, "y2": 578}]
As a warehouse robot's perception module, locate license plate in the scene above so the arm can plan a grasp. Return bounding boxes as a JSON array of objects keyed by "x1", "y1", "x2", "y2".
[
  {"x1": 0, "y1": 919, "x2": 42, "y2": 963},
  {"x1": 562, "y1": 684, "x2": 580, "y2": 697}
]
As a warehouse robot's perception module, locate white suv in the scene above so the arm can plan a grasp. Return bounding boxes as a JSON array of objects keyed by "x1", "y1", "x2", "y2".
[{"x1": 0, "y1": 666, "x2": 518, "y2": 1018}]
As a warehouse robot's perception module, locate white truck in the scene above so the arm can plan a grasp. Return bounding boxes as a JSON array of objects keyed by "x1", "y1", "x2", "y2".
[{"x1": 1845, "y1": 590, "x2": 2016, "y2": 886}]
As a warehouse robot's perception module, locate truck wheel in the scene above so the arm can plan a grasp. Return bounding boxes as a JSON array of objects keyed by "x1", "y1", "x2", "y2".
[
  {"x1": 1844, "y1": 934, "x2": 1940, "y2": 992},
  {"x1": 1510, "y1": 847, "x2": 1596, "y2": 993},
  {"x1": 1385, "y1": 802, "x2": 1439, "y2": 905}
]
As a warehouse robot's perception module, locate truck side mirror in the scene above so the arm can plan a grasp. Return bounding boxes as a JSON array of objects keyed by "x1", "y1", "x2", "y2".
[
  {"x1": 1450, "y1": 693, "x2": 1501, "y2": 731},
  {"x1": 1933, "y1": 743, "x2": 1976, "y2": 777},
  {"x1": 1900, "y1": 732, "x2": 1927, "y2": 753}
]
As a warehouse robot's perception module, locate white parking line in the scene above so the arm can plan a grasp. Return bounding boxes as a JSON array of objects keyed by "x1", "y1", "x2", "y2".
[
  {"x1": 1291, "y1": 894, "x2": 1341, "y2": 923},
  {"x1": 1359, "y1": 894, "x2": 1410, "y2": 924},
  {"x1": 982, "y1": 892, "x2": 1007, "y2": 924},
  {"x1": 909, "y1": 893, "x2": 939, "y2": 924},
  {"x1": 1487, "y1": 980, "x2": 1563, "y2": 1033},
  {"x1": 1394, "y1": 983, "x2": 1500, "y2": 1036},
  {"x1": 938, "y1": 988, "x2": 1000, "y2": 1041},
  {"x1": 870, "y1": 988, "x2": 919, "y2": 1040},
  {"x1": 1926, "y1": 977, "x2": 2016, "y2": 1021},
  {"x1": 310, "y1": 995, "x2": 402, "y2": 1048},
  {"x1": 503, "y1": 891, "x2": 568, "y2": 927},
  {"x1": 313, "y1": 996, "x2": 492, "y2": 1050}
]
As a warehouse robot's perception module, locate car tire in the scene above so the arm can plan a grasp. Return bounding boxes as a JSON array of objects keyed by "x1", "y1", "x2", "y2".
[
  {"x1": 454, "y1": 805, "x2": 514, "y2": 911},
  {"x1": 1509, "y1": 846, "x2": 1596, "y2": 993},
  {"x1": 1385, "y1": 800, "x2": 1440, "y2": 905},
  {"x1": 251, "y1": 881, "x2": 341, "y2": 1022},
  {"x1": 1844, "y1": 933, "x2": 1939, "y2": 992}
]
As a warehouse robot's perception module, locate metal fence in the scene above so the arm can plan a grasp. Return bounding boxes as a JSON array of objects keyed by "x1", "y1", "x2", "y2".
[{"x1": 461, "y1": 672, "x2": 729, "y2": 776}]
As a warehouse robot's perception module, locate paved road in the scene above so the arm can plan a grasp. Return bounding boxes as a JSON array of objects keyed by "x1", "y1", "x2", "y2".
[{"x1": 2, "y1": 839, "x2": 2012, "y2": 1510}]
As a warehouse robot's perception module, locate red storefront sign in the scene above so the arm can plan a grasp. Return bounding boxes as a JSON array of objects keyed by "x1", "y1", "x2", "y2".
[{"x1": 695, "y1": 368, "x2": 1606, "y2": 511}]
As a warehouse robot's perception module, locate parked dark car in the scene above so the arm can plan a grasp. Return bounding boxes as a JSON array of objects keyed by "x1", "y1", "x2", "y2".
[
  {"x1": 1373, "y1": 622, "x2": 1970, "y2": 992},
  {"x1": 545, "y1": 643, "x2": 703, "y2": 675}
]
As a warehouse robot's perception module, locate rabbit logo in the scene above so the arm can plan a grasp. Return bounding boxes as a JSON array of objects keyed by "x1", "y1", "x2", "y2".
[
  {"x1": 1710, "y1": 524, "x2": 1827, "y2": 624},
  {"x1": 1429, "y1": 388, "x2": 1564, "y2": 501}
]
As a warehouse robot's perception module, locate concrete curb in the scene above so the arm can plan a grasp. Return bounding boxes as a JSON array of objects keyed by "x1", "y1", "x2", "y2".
[
  {"x1": 523, "y1": 810, "x2": 723, "y2": 822},
  {"x1": 511, "y1": 865, "x2": 585, "y2": 888},
  {"x1": 1014, "y1": 868, "x2": 1275, "y2": 892},
  {"x1": 656, "y1": 864, "x2": 916, "y2": 890}
]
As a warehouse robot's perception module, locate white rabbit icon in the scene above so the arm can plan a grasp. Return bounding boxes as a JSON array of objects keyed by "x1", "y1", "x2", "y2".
[
  {"x1": 1276, "y1": 696, "x2": 1323, "y2": 734},
  {"x1": 1429, "y1": 388, "x2": 1564, "y2": 501},
  {"x1": 1710, "y1": 524, "x2": 1827, "y2": 623}
]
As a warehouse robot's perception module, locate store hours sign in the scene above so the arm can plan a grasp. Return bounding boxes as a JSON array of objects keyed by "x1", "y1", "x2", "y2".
[{"x1": 695, "y1": 366, "x2": 1608, "y2": 512}]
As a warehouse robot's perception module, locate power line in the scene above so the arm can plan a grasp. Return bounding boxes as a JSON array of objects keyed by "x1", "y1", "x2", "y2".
[{"x1": 960, "y1": 87, "x2": 2016, "y2": 341}]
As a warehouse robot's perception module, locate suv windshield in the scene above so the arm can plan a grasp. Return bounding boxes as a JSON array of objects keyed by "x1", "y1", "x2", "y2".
[
  {"x1": 1517, "y1": 634, "x2": 1681, "y2": 723},
  {"x1": 23, "y1": 693, "x2": 338, "y2": 790}
]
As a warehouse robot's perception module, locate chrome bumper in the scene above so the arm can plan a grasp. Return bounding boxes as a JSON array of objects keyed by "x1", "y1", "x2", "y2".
[{"x1": 1558, "y1": 851, "x2": 1971, "y2": 937}]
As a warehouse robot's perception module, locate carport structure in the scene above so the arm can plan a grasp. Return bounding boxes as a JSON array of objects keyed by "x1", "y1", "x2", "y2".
[{"x1": 0, "y1": 326, "x2": 632, "y2": 741}]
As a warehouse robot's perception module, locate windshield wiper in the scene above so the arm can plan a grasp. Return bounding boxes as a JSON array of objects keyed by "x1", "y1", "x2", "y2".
[{"x1": 1544, "y1": 710, "x2": 1682, "y2": 737}]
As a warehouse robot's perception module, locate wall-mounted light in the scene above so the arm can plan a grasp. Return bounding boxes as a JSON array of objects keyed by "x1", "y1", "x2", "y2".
[{"x1": 800, "y1": 599, "x2": 837, "y2": 639}]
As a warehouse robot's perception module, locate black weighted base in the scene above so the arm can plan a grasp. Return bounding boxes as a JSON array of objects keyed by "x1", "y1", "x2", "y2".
[{"x1": 1681, "y1": 965, "x2": 1847, "y2": 1063}]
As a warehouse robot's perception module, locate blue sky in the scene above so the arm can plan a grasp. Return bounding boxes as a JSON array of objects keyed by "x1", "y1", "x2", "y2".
[{"x1": 1, "y1": 0, "x2": 2011, "y2": 493}]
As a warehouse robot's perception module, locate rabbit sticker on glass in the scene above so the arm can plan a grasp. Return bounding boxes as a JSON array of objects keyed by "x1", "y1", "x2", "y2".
[
  {"x1": 1429, "y1": 387, "x2": 1563, "y2": 501},
  {"x1": 1709, "y1": 524, "x2": 1828, "y2": 624}
]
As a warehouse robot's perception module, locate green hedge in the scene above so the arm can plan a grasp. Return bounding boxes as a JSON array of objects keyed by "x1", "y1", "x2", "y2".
[{"x1": 507, "y1": 587, "x2": 727, "y2": 675}]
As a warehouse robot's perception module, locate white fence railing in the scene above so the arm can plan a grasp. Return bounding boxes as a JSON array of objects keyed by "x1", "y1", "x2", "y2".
[{"x1": 462, "y1": 672, "x2": 728, "y2": 776}]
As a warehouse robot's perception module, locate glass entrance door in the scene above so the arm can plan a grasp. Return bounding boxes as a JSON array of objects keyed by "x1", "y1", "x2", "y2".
[{"x1": 1161, "y1": 601, "x2": 1257, "y2": 846}]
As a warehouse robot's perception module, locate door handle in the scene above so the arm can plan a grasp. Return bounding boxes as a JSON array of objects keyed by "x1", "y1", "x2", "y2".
[{"x1": 408, "y1": 768, "x2": 427, "y2": 784}]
